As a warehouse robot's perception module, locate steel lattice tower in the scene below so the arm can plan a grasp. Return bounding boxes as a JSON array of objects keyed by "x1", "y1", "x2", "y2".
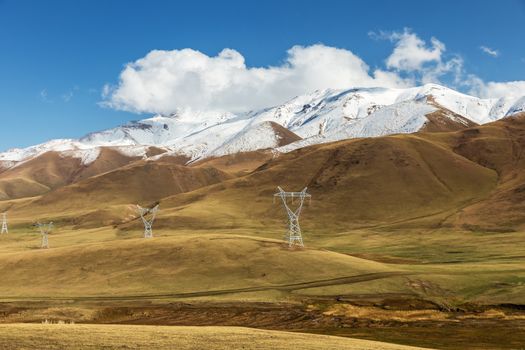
[
  {"x1": 274, "y1": 186, "x2": 311, "y2": 248},
  {"x1": 1, "y1": 212, "x2": 7, "y2": 234},
  {"x1": 137, "y1": 204, "x2": 159, "y2": 238},
  {"x1": 36, "y1": 222, "x2": 53, "y2": 249}
]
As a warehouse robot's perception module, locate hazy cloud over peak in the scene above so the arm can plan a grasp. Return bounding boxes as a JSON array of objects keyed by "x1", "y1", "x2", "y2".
[
  {"x1": 102, "y1": 30, "x2": 525, "y2": 115},
  {"x1": 102, "y1": 45, "x2": 410, "y2": 114}
]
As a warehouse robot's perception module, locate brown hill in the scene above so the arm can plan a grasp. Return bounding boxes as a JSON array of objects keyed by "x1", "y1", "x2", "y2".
[
  {"x1": 160, "y1": 114, "x2": 525, "y2": 232},
  {"x1": 0, "y1": 152, "x2": 82, "y2": 200},
  {"x1": 158, "y1": 132, "x2": 496, "y2": 233},
  {"x1": 5, "y1": 159, "x2": 232, "y2": 227},
  {"x1": 7, "y1": 116, "x2": 525, "y2": 232},
  {"x1": 0, "y1": 147, "x2": 148, "y2": 200},
  {"x1": 443, "y1": 113, "x2": 525, "y2": 230}
]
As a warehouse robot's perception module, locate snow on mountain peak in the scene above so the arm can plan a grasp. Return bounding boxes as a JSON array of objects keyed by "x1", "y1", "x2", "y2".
[
  {"x1": 505, "y1": 96, "x2": 525, "y2": 116},
  {"x1": 1, "y1": 84, "x2": 524, "y2": 169}
]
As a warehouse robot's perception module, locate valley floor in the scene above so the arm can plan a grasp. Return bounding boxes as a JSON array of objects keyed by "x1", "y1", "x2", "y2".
[
  {"x1": 0, "y1": 228, "x2": 524, "y2": 349},
  {"x1": 0, "y1": 300, "x2": 524, "y2": 349}
]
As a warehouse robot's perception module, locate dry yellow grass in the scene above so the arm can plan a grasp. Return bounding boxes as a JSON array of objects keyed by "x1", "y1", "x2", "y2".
[
  {"x1": 0, "y1": 233, "x2": 396, "y2": 299},
  {"x1": 0, "y1": 324, "x2": 433, "y2": 350}
]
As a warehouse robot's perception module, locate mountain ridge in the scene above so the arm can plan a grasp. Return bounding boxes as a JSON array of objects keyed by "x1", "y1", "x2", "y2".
[
  {"x1": 4, "y1": 114, "x2": 525, "y2": 233},
  {"x1": 1, "y1": 84, "x2": 523, "y2": 171}
]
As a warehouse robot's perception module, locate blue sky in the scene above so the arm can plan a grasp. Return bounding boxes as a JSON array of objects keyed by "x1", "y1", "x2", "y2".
[{"x1": 0, "y1": 0, "x2": 524, "y2": 151}]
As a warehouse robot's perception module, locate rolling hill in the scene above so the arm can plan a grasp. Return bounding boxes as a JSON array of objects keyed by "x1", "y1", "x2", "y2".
[
  {"x1": 0, "y1": 83, "x2": 523, "y2": 204},
  {"x1": 7, "y1": 114, "x2": 525, "y2": 233}
]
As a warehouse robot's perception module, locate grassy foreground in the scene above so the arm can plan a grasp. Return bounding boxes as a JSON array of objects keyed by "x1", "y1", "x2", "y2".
[{"x1": 0, "y1": 324, "x2": 432, "y2": 350}]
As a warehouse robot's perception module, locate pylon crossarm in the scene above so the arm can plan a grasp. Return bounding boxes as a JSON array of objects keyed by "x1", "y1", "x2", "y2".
[{"x1": 273, "y1": 192, "x2": 311, "y2": 199}]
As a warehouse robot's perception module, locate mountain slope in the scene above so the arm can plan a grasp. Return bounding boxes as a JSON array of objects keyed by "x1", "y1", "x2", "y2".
[
  {"x1": 0, "y1": 84, "x2": 523, "y2": 202},
  {"x1": 0, "y1": 148, "x2": 150, "y2": 200},
  {"x1": 1, "y1": 84, "x2": 522, "y2": 171},
  {"x1": 34, "y1": 160, "x2": 231, "y2": 206},
  {"x1": 156, "y1": 131, "x2": 497, "y2": 233},
  {"x1": 444, "y1": 113, "x2": 525, "y2": 229},
  {"x1": 7, "y1": 120, "x2": 508, "y2": 232}
]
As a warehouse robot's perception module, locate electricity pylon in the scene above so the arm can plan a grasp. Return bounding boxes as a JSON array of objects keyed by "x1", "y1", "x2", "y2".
[
  {"x1": 36, "y1": 222, "x2": 53, "y2": 249},
  {"x1": 1, "y1": 212, "x2": 7, "y2": 234},
  {"x1": 273, "y1": 186, "x2": 311, "y2": 248},
  {"x1": 137, "y1": 204, "x2": 159, "y2": 238}
]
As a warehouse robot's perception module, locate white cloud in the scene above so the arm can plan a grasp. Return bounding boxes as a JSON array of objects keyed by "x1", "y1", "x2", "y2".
[
  {"x1": 102, "y1": 45, "x2": 411, "y2": 115},
  {"x1": 480, "y1": 46, "x2": 499, "y2": 57},
  {"x1": 102, "y1": 31, "x2": 525, "y2": 115},
  {"x1": 384, "y1": 30, "x2": 445, "y2": 71},
  {"x1": 369, "y1": 28, "x2": 465, "y2": 87},
  {"x1": 468, "y1": 76, "x2": 525, "y2": 100}
]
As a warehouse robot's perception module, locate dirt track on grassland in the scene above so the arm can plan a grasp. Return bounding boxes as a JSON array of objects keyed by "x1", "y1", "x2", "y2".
[{"x1": 0, "y1": 271, "x2": 410, "y2": 302}]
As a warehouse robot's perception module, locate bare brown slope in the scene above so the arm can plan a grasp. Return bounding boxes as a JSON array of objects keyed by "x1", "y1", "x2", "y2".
[
  {"x1": 192, "y1": 150, "x2": 275, "y2": 175},
  {"x1": 420, "y1": 109, "x2": 478, "y2": 133},
  {"x1": 158, "y1": 133, "x2": 497, "y2": 232},
  {"x1": 72, "y1": 147, "x2": 144, "y2": 181},
  {"x1": 0, "y1": 152, "x2": 82, "y2": 200},
  {"x1": 420, "y1": 96, "x2": 478, "y2": 133},
  {"x1": 444, "y1": 113, "x2": 525, "y2": 230},
  {"x1": 0, "y1": 148, "x2": 147, "y2": 200},
  {"x1": 13, "y1": 160, "x2": 233, "y2": 223},
  {"x1": 268, "y1": 121, "x2": 302, "y2": 146}
]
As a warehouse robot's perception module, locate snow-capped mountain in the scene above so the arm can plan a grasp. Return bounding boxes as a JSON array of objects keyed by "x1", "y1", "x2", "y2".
[
  {"x1": 1, "y1": 83, "x2": 523, "y2": 169},
  {"x1": 506, "y1": 96, "x2": 525, "y2": 116}
]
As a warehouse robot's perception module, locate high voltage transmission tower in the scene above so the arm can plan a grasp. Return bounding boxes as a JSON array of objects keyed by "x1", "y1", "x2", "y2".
[
  {"x1": 137, "y1": 204, "x2": 159, "y2": 238},
  {"x1": 273, "y1": 186, "x2": 311, "y2": 248},
  {"x1": 1, "y1": 212, "x2": 7, "y2": 234},
  {"x1": 36, "y1": 222, "x2": 53, "y2": 249}
]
